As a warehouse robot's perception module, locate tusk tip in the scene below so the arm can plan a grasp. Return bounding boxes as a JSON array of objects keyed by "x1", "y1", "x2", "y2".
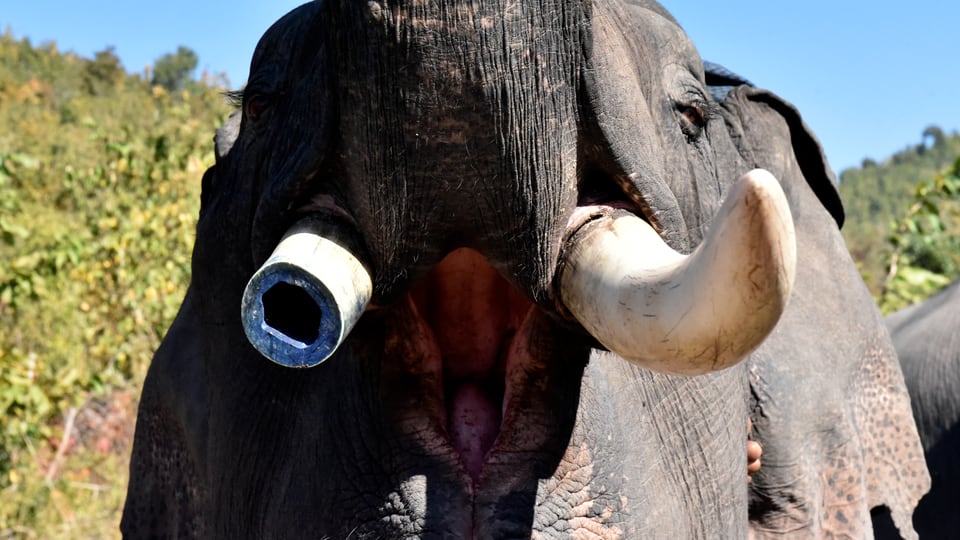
[
  {"x1": 556, "y1": 166, "x2": 798, "y2": 376},
  {"x1": 735, "y1": 169, "x2": 792, "y2": 217},
  {"x1": 741, "y1": 168, "x2": 779, "y2": 187}
]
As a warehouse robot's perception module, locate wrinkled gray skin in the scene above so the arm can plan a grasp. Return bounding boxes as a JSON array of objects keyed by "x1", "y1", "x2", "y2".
[
  {"x1": 121, "y1": 1, "x2": 927, "y2": 538},
  {"x1": 874, "y1": 280, "x2": 960, "y2": 539},
  {"x1": 719, "y1": 87, "x2": 930, "y2": 539}
]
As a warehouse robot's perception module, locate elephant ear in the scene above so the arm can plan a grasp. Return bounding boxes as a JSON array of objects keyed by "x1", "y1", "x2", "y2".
[
  {"x1": 717, "y1": 84, "x2": 844, "y2": 228},
  {"x1": 719, "y1": 85, "x2": 930, "y2": 539},
  {"x1": 214, "y1": 110, "x2": 241, "y2": 162},
  {"x1": 703, "y1": 60, "x2": 753, "y2": 101},
  {"x1": 198, "y1": 110, "x2": 241, "y2": 214}
]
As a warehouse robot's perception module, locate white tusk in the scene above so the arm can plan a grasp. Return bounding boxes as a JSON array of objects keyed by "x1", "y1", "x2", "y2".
[{"x1": 558, "y1": 169, "x2": 796, "y2": 375}]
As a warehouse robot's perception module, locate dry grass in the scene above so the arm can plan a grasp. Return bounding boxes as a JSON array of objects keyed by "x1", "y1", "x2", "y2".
[{"x1": 1, "y1": 389, "x2": 137, "y2": 539}]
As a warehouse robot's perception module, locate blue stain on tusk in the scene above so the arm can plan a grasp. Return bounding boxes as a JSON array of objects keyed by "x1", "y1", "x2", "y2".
[
  {"x1": 240, "y1": 216, "x2": 372, "y2": 368},
  {"x1": 241, "y1": 262, "x2": 342, "y2": 368}
]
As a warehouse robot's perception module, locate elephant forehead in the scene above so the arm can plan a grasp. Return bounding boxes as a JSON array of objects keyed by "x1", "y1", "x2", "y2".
[
  {"x1": 356, "y1": 1, "x2": 583, "y2": 90},
  {"x1": 326, "y1": 1, "x2": 588, "y2": 299}
]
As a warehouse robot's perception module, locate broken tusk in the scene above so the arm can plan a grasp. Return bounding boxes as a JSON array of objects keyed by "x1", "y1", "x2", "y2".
[{"x1": 241, "y1": 216, "x2": 372, "y2": 368}]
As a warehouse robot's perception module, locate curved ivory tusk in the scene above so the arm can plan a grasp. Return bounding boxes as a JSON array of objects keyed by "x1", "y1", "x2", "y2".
[
  {"x1": 558, "y1": 169, "x2": 797, "y2": 375},
  {"x1": 241, "y1": 216, "x2": 372, "y2": 368}
]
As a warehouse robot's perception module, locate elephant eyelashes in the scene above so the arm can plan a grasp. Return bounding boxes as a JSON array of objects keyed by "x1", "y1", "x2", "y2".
[{"x1": 677, "y1": 103, "x2": 707, "y2": 140}]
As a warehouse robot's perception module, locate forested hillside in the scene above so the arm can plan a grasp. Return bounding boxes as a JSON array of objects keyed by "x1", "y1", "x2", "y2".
[
  {"x1": 0, "y1": 30, "x2": 231, "y2": 537},
  {"x1": 838, "y1": 129, "x2": 960, "y2": 309}
]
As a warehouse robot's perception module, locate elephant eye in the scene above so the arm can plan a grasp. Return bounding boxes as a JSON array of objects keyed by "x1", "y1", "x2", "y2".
[
  {"x1": 680, "y1": 105, "x2": 704, "y2": 127},
  {"x1": 244, "y1": 93, "x2": 271, "y2": 121},
  {"x1": 676, "y1": 102, "x2": 707, "y2": 140}
]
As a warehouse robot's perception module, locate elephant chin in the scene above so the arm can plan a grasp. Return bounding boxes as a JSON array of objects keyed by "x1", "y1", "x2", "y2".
[{"x1": 557, "y1": 169, "x2": 797, "y2": 375}]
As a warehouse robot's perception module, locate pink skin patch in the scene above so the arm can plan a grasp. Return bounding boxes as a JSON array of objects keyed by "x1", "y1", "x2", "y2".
[
  {"x1": 409, "y1": 248, "x2": 532, "y2": 482},
  {"x1": 447, "y1": 382, "x2": 501, "y2": 480}
]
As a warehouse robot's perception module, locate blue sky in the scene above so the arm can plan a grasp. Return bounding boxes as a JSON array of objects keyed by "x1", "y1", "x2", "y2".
[{"x1": 3, "y1": 2, "x2": 957, "y2": 175}]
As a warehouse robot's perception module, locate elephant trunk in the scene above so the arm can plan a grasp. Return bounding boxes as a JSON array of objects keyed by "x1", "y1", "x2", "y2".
[
  {"x1": 241, "y1": 215, "x2": 372, "y2": 368},
  {"x1": 557, "y1": 169, "x2": 797, "y2": 375}
]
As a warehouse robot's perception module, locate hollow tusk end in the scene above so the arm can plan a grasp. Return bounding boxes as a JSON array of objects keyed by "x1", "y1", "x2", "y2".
[
  {"x1": 241, "y1": 217, "x2": 373, "y2": 368},
  {"x1": 241, "y1": 263, "x2": 344, "y2": 369}
]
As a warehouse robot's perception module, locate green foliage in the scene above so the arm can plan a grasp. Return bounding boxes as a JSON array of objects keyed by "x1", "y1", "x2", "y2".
[
  {"x1": 838, "y1": 126, "x2": 960, "y2": 293},
  {"x1": 151, "y1": 46, "x2": 198, "y2": 92},
  {"x1": 0, "y1": 31, "x2": 232, "y2": 537},
  {"x1": 82, "y1": 47, "x2": 124, "y2": 96},
  {"x1": 876, "y1": 159, "x2": 960, "y2": 313}
]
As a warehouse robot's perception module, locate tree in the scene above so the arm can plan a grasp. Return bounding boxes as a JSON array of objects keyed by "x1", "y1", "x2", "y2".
[
  {"x1": 0, "y1": 34, "x2": 233, "y2": 537},
  {"x1": 923, "y1": 125, "x2": 946, "y2": 149},
  {"x1": 83, "y1": 46, "x2": 123, "y2": 95},
  {"x1": 151, "y1": 46, "x2": 198, "y2": 91},
  {"x1": 878, "y1": 158, "x2": 960, "y2": 312}
]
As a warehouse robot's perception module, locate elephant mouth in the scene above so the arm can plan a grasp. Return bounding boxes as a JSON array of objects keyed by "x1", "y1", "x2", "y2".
[
  {"x1": 398, "y1": 189, "x2": 641, "y2": 484},
  {"x1": 380, "y1": 172, "x2": 661, "y2": 484},
  {"x1": 407, "y1": 247, "x2": 538, "y2": 483},
  {"x1": 388, "y1": 175, "x2": 650, "y2": 485},
  {"x1": 397, "y1": 177, "x2": 672, "y2": 483}
]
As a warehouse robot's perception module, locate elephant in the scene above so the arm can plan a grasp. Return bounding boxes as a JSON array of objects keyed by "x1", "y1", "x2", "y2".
[
  {"x1": 121, "y1": 1, "x2": 928, "y2": 537},
  {"x1": 873, "y1": 280, "x2": 960, "y2": 539}
]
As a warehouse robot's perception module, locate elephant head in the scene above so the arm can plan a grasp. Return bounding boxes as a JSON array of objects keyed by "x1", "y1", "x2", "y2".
[{"x1": 121, "y1": 1, "x2": 925, "y2": 538}]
